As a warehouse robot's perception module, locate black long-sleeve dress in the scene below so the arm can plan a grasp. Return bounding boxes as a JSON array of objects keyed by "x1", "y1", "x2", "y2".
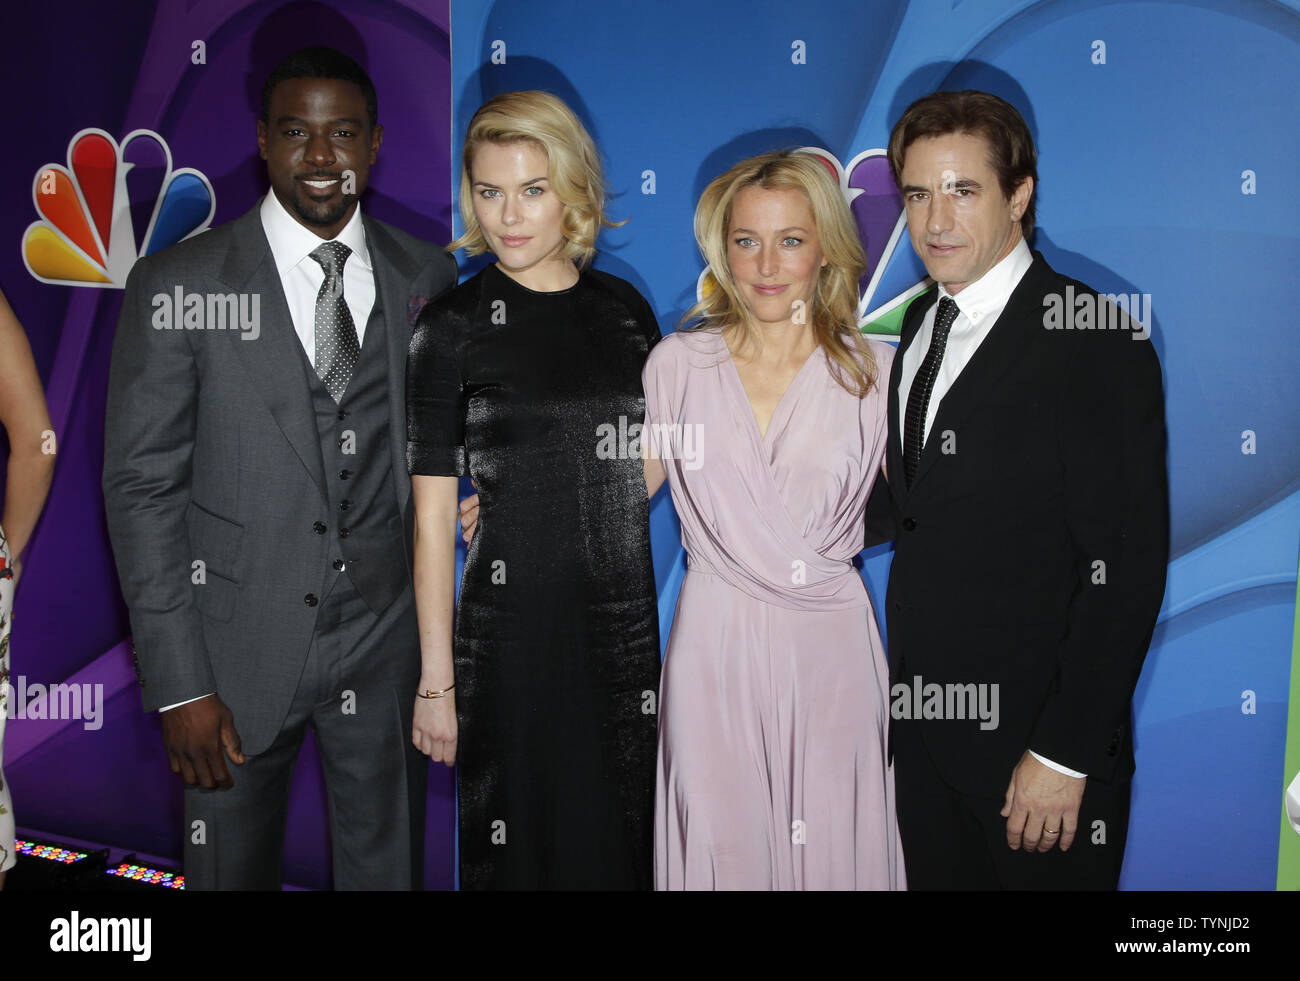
[{"x1": 407, "y1": 262, "x2": 661, "y2": 889}]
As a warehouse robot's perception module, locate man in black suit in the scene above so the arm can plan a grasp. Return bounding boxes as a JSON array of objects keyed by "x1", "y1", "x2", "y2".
[
  {"x1": 104, "y1": 47, "x2": 457, "y2": 889},
  {"x1": 878, "y1": 90, "x2": 1168, "y2": 889}
]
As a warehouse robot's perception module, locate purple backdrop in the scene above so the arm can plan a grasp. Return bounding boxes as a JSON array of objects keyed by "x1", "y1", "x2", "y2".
[{"x1": 3, "y1": 0, "x2": 455, "y2": 890}]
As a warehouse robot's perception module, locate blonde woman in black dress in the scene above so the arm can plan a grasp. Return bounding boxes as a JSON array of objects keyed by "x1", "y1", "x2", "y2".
[{"x1": 406, "y1": 92, "x2": 661, "y2": 889}]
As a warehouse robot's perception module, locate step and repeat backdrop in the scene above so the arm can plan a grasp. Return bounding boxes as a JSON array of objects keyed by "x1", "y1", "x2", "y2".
[{"x1": 2, "y1": 0, "x2": 1297, "y2": 889}]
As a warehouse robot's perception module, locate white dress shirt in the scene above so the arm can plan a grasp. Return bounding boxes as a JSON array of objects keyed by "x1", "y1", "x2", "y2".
[
  {"x1": 896, "y1": 237, "x2": 1086, "y2": 780},
  {"x1": 159, "y1": 196, "x2": 375, "y2": 714}
]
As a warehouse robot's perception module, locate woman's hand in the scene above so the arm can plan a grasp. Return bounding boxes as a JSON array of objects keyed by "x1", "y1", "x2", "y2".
[{"x1": 413, "y1": 690, "x2": 458, "y2": 766}]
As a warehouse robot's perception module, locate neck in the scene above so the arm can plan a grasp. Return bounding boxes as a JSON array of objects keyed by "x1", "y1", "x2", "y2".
[
  {"x1": 727, "y1": 319, "x2": 816, "y2": 366},
  {"x1": 496, "y1": 257, "x2": 579, "y2": 293}
]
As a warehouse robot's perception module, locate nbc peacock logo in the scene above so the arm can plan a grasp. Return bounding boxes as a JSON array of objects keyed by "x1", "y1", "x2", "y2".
[{"x1": 22, "y1": 129, "x2": 215, "y2": 289}]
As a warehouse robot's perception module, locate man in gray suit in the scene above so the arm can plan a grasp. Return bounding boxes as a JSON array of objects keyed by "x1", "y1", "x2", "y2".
[{"x1": 103, "y1": 46, "x2": 457, "y2": 889}]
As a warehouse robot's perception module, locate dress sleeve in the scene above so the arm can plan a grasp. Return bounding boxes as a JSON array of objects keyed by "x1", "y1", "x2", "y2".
[{"x1": 406, "y1": 301, "x2": 466, "y2": 476}]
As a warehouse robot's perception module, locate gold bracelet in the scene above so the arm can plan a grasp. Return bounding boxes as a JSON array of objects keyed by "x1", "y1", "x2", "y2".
[{"x1": 417, "y1": 683, "x2": 455, "y2": 699}]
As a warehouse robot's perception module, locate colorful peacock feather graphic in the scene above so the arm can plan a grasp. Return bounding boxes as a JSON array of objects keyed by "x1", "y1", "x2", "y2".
[{"x1": 22, "y1": 129, "x2": 215, "y2": 288}]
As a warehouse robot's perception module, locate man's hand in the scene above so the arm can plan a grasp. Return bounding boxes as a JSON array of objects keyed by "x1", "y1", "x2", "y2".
[
  {"x1": 160, "y1": 694, "x2": 245, "y2": 789},
  {"x1": 458, "y1": 493, "x2": 480, "y2": 544},
  {"x1": 412, "y1": 692, "x2": 457, "y2": 766},
  {"x1": 1001, "y1": 750, "x2": 1085, "y2": 852}
]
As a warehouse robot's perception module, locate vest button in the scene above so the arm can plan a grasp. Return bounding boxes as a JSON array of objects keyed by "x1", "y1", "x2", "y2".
[
  {"x1": 339, "y1": 527, "x2": 350, "y2": 538},
  {"x1": 340, "y1": 499, "x2": 352, "y2": 511},
  {"x1": 313, "y1": 521, "x2": 327, "y2": 534},
  {"x1": 339, "y1": 469, "x2": 351, "y2": 480},
  {"x1": 333, "y1": 559, "x2": 345, "y2": 571},
  {"x1": 902, "y1": 517, "x2": 918, "y2": 531},
  {"x1": 337, "y1": 409, "x2": 347, "y2": 421},
  {"x1": 304, "y1": 593, "x2": 318, "y2": 607}
]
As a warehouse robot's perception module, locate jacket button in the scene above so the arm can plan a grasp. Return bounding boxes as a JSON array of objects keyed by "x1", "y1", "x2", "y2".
[
  {"x1": 892, "y1": 601, "x2": 902, "y2": 612},
  {"x1": 313, "y1": 521, "x2": 327, "y2": 534},
  {"x1": 333, "y1": 559, "x2": 345, "y2": 571},
  {"x1": 340, "y1": 499, "x2": 352, "y2": 511},
  {"x1": 902, "y1": 517, "x2": 917, "y2": 531},
  {"x1": 339, "y1": 527, "x2": 350, "y2": 538},
  {"x1": 339, "y1": 469, "x2": 351, "y2": 480},
  {"x1": 304, "y1": 593, "x2": 318, "y2": 607},
  {"x1": 337, "y1": 409, "x2": 348, "y2": 421}
]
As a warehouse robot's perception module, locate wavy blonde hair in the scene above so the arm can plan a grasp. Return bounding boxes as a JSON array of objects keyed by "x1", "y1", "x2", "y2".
[
  {"x1": 682, "y1": 150, "x2": 877, "y2": 397},
  {"x1": 448, "y1": 91, "x2": 618, "y2": 268}
]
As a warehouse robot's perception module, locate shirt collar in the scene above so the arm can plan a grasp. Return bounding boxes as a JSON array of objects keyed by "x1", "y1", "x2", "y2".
[
  {"x1": 259, "y1": 191, "x2": 371, "y2": 278},
  {"x1": 938, "y1": 237, "x2": 1032, "y2": 325}
]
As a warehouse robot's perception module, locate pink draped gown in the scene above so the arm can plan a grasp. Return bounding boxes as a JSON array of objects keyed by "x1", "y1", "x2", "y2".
[{"x1": 645, "y1": 328, "x2": 905, "y2": 890}]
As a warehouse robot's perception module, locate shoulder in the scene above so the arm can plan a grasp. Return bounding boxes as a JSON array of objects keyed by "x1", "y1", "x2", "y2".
[
  {"x1": 645, "y1": 327, "x2": 722, "y2": 376},
  {"x1": 131, "y1": 213, "x2": 244, "y2": 278},
  {"x1": 583, "y1": 268, "x2": 662, "y2": 348},
  {"x1": 583, "y1": 267, "x2": 649, "y2": 310},
  {"x1": 367, "y1": 215, "x2": 457, "y2": 287},
  {"x1": 412, "y1": 266, "x2": 484, "y2": 338}
]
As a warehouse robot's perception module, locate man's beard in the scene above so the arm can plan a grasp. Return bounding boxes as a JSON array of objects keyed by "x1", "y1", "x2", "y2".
[{"x1": 290, "y1": 191, "x2": 353, "y2": 229}]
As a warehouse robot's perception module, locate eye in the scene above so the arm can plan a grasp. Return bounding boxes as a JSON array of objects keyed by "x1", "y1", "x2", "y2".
[
  {"x1": 906, "y1": 191, "x2": 928, "y2": 203},
  {"x1": 733, "y1": 237, "x2": 756, "y2": 248},
  {"x1": 478, "y1": 188, "x2": 501, "y2": 199},
  {"x1": 782, "y1": 236, "x2": 802, "y2": 248},
  {"x1": 524, "y1": 185, "x2": 544, "y2": 196},
  {"x1": 334, "y1": 129, "x2": 356, "y2": 139}
]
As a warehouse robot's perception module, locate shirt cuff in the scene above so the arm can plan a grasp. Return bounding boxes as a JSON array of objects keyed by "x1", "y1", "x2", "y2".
[
  {"x1": 159, "y1": 693, "x2": 213, "y2": 713},
  {"x1": 1030, "y1": 750, "x2": 1086, "y2": 778}
]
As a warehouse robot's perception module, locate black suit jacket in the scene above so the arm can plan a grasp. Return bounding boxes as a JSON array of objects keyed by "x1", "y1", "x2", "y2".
[{"x1": 881, "y1": 251, "x2": 1168, "y2": 797}]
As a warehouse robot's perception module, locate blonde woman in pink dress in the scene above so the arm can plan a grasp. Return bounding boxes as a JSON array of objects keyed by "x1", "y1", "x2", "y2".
[{"x1": 643, "y1": 151, "x2": 904, "y2": 889}]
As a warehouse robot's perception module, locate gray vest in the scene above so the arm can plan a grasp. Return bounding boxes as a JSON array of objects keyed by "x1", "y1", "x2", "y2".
[{"x1": 300, "y1": 294, "x2": 406, "y2": 615}]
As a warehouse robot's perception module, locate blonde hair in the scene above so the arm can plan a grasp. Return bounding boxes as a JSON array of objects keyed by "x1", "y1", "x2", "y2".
[
  {"x1": 449, "y1": 91, "x2": 618, "y2": 268},
  {"x1": 682, "y1": 150, "x2": 877, "y2": 397}
]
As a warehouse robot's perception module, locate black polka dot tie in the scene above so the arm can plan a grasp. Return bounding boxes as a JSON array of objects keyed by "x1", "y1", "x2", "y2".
[
  {"x1": 309, "y1": 240, "x2": 359, "y2": 403},
  {"x1": 903, "y1": 295, "x2": 958, "y2": 489}
]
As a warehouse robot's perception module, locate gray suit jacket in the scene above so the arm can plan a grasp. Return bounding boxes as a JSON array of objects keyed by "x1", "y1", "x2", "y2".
[{"x1": 103, "y1": 203, "x2": 456, "y2": 755}]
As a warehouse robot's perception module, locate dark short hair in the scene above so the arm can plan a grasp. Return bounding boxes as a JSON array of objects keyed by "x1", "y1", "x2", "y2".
[
  {"x1": 888, "y1": 90, "x2": 1038, "y2": 238},
  {"x1": 260, "y1": 46, "x2": 378, "y2": 129}
]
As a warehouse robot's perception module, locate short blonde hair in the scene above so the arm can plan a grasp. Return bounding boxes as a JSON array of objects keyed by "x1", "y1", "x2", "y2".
[
  {"x1": 683, "y1": 150, "x2": 878, "y2": 397},
  {"x1": 449, "y1": 91, "x2": 617, "y2": 268}
]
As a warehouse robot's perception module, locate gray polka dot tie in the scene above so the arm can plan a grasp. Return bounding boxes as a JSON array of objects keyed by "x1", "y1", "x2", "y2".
[{"x1": 309, "y1": 240, "x2": 360, "y2": 403}]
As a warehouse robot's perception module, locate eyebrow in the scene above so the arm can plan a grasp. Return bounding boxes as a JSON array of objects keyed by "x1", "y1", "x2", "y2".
[
  {"x1": 900, "y1": 178, "x2": 982, "y2": 193},
  {"x1": 472, "y1": 176, "x2": 549, "y2": 189},
  {"x1": 274, "y1": 115, "x2": 365, "y2": 127},
  {"x1": 730, "y1": 226, "x2": 810, "y2": 235}
]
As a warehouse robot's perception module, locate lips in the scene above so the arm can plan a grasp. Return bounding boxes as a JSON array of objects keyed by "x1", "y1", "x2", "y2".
[
  {"x1": 752, "y1": 284, "x2": 787, "y2": 295},
  {"x1": 299, "y1": 176, "x2": 342, "y2": 195},
  {"x1": 499, "y1": 235, "x2": 532, "y2": 248}
]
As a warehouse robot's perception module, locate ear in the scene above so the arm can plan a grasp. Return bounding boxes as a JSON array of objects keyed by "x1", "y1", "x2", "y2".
[
  {"x1": 370, "y1": 122, "x2": 384, "y2": 163},
  {"x1": 1010, "y1": 175, "x2": 1034, "y2": 222},
  {"x1": 256, "y1": 120, "x2": 268, "y2": 161}
]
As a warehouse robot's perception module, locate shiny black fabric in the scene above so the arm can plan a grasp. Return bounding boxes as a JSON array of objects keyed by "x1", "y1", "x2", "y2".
[{"x1": 407, "y1": 263, "x2": 661, "y2": 889}]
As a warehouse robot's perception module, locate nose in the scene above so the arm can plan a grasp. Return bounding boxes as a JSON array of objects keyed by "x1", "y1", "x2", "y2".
[
  {"x1": 501, "y1": 192, "x2": 521, "y2": 226},
  {"x1": 926, "y1": 190, "x2": 954, "y2": 235},
  {"x1": 304, "y1": 131, "x2": 335, "y2": 169},
  {"x1": 757, "y1": 242, "x2": 778, "y2": 278}
]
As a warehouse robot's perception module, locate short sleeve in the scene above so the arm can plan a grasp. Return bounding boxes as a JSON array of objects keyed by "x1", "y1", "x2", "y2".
[{"x1": 406, "y1": 303, "x2": 465, "y2": 476}]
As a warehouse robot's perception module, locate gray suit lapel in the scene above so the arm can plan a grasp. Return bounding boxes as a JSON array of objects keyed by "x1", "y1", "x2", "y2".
[
  {"x1": 216, "y1": 207, "x2": 327, "y2": 500},
  {"x1": 364, "y1": 215, "x2": 421, "y2": 515}
]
